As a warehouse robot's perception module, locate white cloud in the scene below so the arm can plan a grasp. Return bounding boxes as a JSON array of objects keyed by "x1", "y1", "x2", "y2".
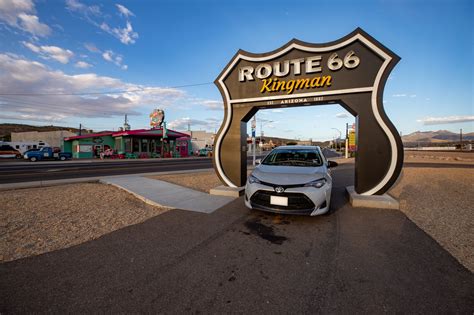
[
  {"x1": 84, "y1": 42, "x2": 100, "y2": 53},
  {"x1": 22, "y1": 41, "x2": 74, "y2": 64},
  {"x1": 0, "y1": 53, "x2": 186, "y2": 122},
  {"x1": 417, "y1": 116, "x2": 474, "y2": 125},
  {"x1": 17, "y1": 13, "x2": 51, "y2": 37},
  {"x1": 192, "y1": 99, "x2": 223, "y2": 111},
  {"x1": 409, "y1": 94, "x2": 417, "y2": 98},
  {"x1": 102, "y1": 50, "x2": 113, "y2": 62},
  {"x1": 271, "y1": 109, "x2": 283, "y2": 113},
  {"x1": 335, "y1": 112, "x2": 349, "y2": 118},
  {"x1": 67, "y1": 0, "x2": 138, "y2": 45},
  {"x1": 168, "y1": 117, "x2": 221, "y2": 131},
  {"x1": 0, "y1": 112, "x2": 68, "y2": 122},
  {"x1": 101, "y1": 50, "x2": 127, "y2": 70},
  {"x1": 75, "y1": 61, "x2": 92, "y2": 69},
  {"x1": 392, "y1": 94, "x2": 407, "y2": 97},
  {"x1": 65, "y1": 0, "x2": 100, "y2": 16},
  {"x1": 116, "y1": 4, "x2": 134, "y2": 17},
  {"x1": 22, "y1": 40, "x2": 39, "y2": 52},
  {"x1": 0, "y1": 0, "x2": 51, "y2": 37},
  {"x1": 100, "y1": 20, "x2": 138, "y2": 45}
]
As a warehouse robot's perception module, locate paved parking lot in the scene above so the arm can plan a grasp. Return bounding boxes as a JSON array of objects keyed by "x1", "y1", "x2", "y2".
[{"x1": 1, "y1": 164, "x2": 473, "y2": 313}]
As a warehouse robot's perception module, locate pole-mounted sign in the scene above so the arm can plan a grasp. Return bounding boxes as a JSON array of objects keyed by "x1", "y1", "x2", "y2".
[{"x1": 213, "y1": 28, "x2": 403, "y2": 195}]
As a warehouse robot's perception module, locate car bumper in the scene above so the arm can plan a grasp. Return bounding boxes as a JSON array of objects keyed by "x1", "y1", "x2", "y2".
[{"x1": 244, "y1": 182, "x2": 331, "y2": 216}]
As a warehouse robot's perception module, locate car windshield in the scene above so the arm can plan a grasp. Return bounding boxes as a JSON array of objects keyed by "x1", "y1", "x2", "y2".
[{"x1": 261, "y1": 148, "x2": 323, "y2": 167}]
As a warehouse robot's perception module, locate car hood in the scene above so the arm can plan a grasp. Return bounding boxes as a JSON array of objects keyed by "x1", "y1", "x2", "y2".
[{"x1": 251, "y1": 164, "x2": 327, "y2": 185}]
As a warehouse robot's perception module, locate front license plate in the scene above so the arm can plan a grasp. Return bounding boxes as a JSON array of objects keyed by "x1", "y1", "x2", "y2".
[{"x1": 270, "y1": 195, "x2": 288, "y2": 206}]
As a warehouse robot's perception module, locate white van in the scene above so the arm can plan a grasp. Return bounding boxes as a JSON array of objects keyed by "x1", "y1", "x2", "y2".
[{"x1": 0, "y1": 141, "x2": 50, "y2": 155}]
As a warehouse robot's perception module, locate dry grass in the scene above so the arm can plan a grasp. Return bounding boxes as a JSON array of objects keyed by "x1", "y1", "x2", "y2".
[
  {"x1": 0, "y1": 183, "x2": 168, "y2": 262},
  {"x1": 390, "y1": 168, "x2": 474, "y2": 272}
]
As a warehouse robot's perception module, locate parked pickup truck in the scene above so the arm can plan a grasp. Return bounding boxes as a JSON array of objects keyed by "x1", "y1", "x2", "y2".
[{"x1": 23, "y1": 147, "x2": 72, "y2": 162}]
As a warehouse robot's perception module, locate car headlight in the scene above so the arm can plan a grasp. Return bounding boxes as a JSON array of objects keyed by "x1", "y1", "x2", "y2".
[
  {"x1": 304, "y1": 178, "x2": 326, "y2": 188},
  {"x1": 248, "y1": 174, "x2": 261, "y2": 184}
]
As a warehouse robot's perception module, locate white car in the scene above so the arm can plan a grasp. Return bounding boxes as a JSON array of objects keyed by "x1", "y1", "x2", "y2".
[{"x1": 244, "y1": 146, "x2": 337, "y2": 216}]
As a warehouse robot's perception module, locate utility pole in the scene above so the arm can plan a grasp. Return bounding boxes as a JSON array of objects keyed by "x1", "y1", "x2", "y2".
[
  {"x1": 460, "y1": 128, "x2": 463, "y2": 151},
  {"x1": 252, "y1": 116, "x2": 256, "y2": 166}
]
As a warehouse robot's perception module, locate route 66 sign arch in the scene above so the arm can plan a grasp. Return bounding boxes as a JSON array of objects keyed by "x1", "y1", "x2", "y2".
[{"x1": 213, "y1": 28, "x2": 403, "y2": 195}]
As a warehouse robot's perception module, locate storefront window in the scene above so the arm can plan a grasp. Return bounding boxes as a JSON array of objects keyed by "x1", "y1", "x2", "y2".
[
  {"x1": 132, "y1": 138, "x2": 139, "y2": 152},
  {"x1": 115, "y1": 138, "x2": 121, "y2": 151},
  {"x1": 141, "y1": 139, "x2": 148, "y2": 152},
  {"x1": 124, "y1": 138, "x2": 131, "y2": 152}
]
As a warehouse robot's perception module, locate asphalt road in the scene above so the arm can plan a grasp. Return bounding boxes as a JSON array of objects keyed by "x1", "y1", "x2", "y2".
[
  {"x1": 0, "y1": 148, "x2": 340, "y2": 184},
  {"x1": 0, "y1": 158, "x2": 214, "y2": 184},
  {"x1": 1, "y1": 163, "x2": 472, "y2": 313}
]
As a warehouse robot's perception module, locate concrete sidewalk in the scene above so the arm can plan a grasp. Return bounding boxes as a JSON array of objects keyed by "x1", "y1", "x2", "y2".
[{"x1": 100, "y1": 176, "x2": 235, "y2": 214}]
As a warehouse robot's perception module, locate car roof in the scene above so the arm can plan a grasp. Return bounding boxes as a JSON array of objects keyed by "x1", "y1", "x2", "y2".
[{"x1": 273, "y1": 145, "x2": 321, "y2": 150}]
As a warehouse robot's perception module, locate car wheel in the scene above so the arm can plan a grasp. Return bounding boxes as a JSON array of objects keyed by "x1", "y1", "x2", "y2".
[
  {"x1": 30, "y1": 156, "x2": 37, "y2": 162},
  {"x1": 60, "y1": 156, "x2": 66, "y2": 161}
]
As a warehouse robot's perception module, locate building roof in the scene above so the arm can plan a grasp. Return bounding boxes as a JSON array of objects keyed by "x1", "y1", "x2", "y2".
[
  {"x1": 64, "y1": 128, "x2": 190, "y2": 141},
  {"x1": 64, "y1": 132, "x2": 114, "y2": 141}
]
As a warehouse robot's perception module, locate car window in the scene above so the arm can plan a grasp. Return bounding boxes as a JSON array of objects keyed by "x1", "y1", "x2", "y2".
[{"x1": 262, "y1": 149, "x2": 323, "y2": 167}]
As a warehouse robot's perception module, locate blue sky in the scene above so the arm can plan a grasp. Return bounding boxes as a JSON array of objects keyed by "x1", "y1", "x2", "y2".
[{"x1": 0, "y1": 0, "x2": 472, "y2": 140}]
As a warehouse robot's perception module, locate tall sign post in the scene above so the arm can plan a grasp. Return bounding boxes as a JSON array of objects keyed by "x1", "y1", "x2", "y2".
[
  {"x1": 212, "y1": 28, "x2": 403, "y2": 196},
  {"x1": 150, "y1": 108, "x2": 166, "y2": 157}
]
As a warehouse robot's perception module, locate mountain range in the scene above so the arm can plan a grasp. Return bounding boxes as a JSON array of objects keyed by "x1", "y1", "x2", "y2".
[{"x1": 402, "y1": 130, "x2": 474, "y2": 143}]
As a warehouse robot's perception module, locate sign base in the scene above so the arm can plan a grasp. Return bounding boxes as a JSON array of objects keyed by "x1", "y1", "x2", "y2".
[
  {"x1": 346, "y1": 186, "x2": 399, "y2": 209},
  {"x1": 210, "y1": 185, "x2": 245, "y2": 198}
]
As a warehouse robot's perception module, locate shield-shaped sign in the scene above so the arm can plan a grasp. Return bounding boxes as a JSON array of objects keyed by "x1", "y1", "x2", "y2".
[{"x1": 212, "y1": 28, "x2": 403, "y2": 196}]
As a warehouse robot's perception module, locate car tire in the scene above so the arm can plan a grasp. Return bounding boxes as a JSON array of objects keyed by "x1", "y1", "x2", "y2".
[
  {"x1": 60, "y1": 156, "x2": 66, "y2": 161},
  {"x1": 30, "y1": 156, "x2": 37, "y2": 162}
]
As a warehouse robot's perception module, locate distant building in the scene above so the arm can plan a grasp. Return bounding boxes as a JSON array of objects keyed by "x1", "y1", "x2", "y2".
[
  {"x1": 180, "y1": 130, "x2": 215, "y2": 153},
  {"x1": 11, "y1": 130, "x2": 77, "y2": 148}
]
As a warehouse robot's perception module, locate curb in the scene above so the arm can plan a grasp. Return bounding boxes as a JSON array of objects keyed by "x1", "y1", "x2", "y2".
[{"x1": 0, "y1": 168, "x2": 214, "y2": 191}]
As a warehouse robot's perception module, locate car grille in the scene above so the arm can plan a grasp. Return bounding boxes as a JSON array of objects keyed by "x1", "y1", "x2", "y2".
[{"x1": 250, "y1": 190, "x2": 315, "y2": 213}]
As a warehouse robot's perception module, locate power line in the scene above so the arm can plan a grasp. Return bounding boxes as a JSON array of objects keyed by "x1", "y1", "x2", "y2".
[
  {"x1": 0, "y1": 82, "x2": 214, "y2": 96},
  {"x1": 0, "y1": 96, "x2": 119, "y2": 114},
  {"x1": 0, "y1": 95, "x2": 71, "y2": 108}
]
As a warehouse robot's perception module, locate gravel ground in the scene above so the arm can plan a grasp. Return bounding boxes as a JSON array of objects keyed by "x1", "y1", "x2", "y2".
[
  {"x1": 389, "y1": 167, "x2": 474, "y2": 272},
  {"x1": 405, "y1": 150, "x2": 474, "y2": 164},
  {"x1": 0, "y1": 183, "x2": 168, "y2": 262}
]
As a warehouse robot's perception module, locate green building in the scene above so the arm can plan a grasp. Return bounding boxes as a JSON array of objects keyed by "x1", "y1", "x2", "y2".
[{"x1": 63, "y1": 128, "x2": 191, "y2": 159}]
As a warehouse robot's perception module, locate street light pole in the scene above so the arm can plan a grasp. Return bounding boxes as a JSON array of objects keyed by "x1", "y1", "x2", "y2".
[
  {"x1": 331, "y1": 128, "x2": 342, "y2": 152},
  {"x1": 345, "y1": 123, "x2": 349, "y2": 158},
  {"x1": 260, "y1": 120, "x2": 273, "y2": 153}
]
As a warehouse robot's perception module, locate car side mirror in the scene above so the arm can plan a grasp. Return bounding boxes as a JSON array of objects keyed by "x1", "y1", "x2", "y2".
[
  {"x1": 327, "y1": 160, "x2": 338, "y2": 168},
  {"x1": 255, "y1": 159, "x2": 261, "y2": 165}
]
